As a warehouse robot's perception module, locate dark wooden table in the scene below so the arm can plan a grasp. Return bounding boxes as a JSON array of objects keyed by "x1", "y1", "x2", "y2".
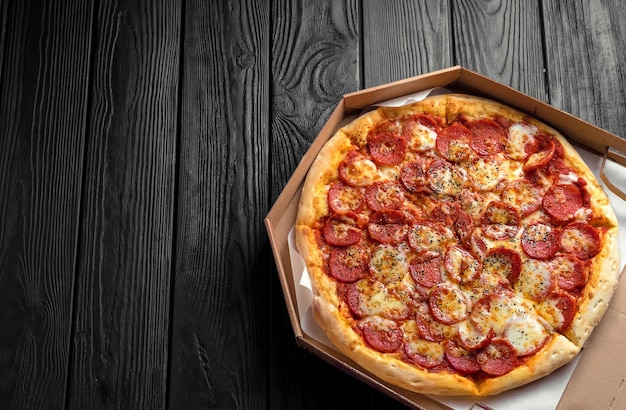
[{"x1": 1, "y1": 0, "x2": 624, "y2": 408}]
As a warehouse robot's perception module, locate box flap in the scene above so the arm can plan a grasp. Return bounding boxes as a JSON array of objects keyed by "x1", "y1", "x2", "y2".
[
  {"x1": 343, "y1": 66, "x2": 462, "y2": 110},
  {"x1": 558, "y1": 266, "x2": 626, "y2": 408}
]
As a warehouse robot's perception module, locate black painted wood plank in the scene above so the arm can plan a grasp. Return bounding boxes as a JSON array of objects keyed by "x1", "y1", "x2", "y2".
[
  {"x1": 0, "y1": 0, "x2": 8, "y2": 87},
  {"x1": 542, "y1": 0, "x2": 626, "y2": 136},
  {"x1": 67, "y1": 0, "x2": 180, "y2": 408},
  {"x1": 269, "y1": 1, "x2": 389, "y2": 409},
  {"x1": 168, "y1": 0, "x2": 270, "y2": 408},
  {"x1": 362, "y1": 0, "x2": 452, "y2": 86},
  {"x1": 451, "y1": 0, "x2": 548, "y2": 100},
  {"x1": 0, "y1": 0, "x2": 93, "y2": 408},
  {"x1": 269, "y1": 1, "x2": 418, "y2": 409}
]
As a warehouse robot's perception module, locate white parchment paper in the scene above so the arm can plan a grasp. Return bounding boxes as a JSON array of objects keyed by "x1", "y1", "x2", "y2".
[{"x1": 288, "y1": 89, "x2": 626, "y2": 410}]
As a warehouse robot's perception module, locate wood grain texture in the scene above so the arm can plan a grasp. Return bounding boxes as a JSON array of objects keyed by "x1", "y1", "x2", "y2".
[
  {"x1": 67, "y1": 0, "x2": 180, "y2": 408},
  {"x1": 0, "y1": 0, "x2": 93, "y2": 407},
  {"x1": 362, "y1": 0, "x2": 452, "y2": 87},
  {"x1": 542, "y1": 0, "x2": 626, "y2": 136},
  {"x1": 452, "y1": 0, "x2": 548, "y2": 100},
  {"x1": 270, "y1": 0, "x2": 375, "y2": 409},
  {"x1": 270, "y1": 1, "x2": 408, "y2": 409},
  {"x1": 168, "y1": 0, "x2": 270, "y2": 408},
  {"x1": 0, "y1": 0, "x2": 8, "y2": 87},
  {"x1": 271, "y1": 0, "x2": 360, "y2": 195}
]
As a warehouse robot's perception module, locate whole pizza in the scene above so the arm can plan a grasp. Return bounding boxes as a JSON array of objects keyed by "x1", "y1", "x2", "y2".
[{"x1": 295, "y1": 94, "x2": 620, "y2": 396}]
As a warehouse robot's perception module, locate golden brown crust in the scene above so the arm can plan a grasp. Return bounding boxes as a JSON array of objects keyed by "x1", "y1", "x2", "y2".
[
  {"x1": 295, "y1": 93, "x2": 620, "y2": 397},
  {"x1": 477, "y1": 335, "x2": 580, "y2": 396}
]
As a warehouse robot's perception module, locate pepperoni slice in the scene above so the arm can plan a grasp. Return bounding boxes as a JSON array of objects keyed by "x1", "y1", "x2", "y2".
[
  {"x1": 469, "y1": 118, "x2": 505, "y2": 155},
  {"x1": 466, "y1": 228, "x2": 488, "y2": 259},
  {"x1": 501, "y1": 178, "x2": 542, "y2": 216},
  {"x1": 328, "y1": 181, "x2": 364, "y2": 215},
  {"x1": 368, "y1": 210, "x2": 408, "y2": 244},
  {"x1": 404, "y1": 339, "x2": 446, "y2": 369},
  {"x1": 560, "y1": 221, "x2": 601, "y2": 260},
  {"x1": 365, "y1": 181, "x2": 404, "y2": 211},
  {"x1": 322, "y1": 217, "x2": 362, "y2": 246},
  {"x1": 416, "y1": 113, "x2": 442, "y2": 131},
  {"x1": 521, "y1": 222, "x2": 560, "y2": 260},
  {"x1": 542, "y1": 183, "x2": 583, "y2": 223},
  {"x1": 552, "y1": 254, "x2": 586, "y2": 290},
  {"x1": 553, "y1": 292, "x2": 577, "y2": 331},
  {"x1": 429, "y1": 284, "x2": 468, "y2": 325},
  {"x1": 431, "y1": 202, "x2": 473, "y2": 245},
  {"x1": 437, "y1": 123, "x2": 472, "y2": 162},
  {"x1": 328, "y1": 245, "x2": 368, "y2": 282},
  {"x1": 359, "y1": 317, "x2": 403, "y2": 353},
  {"x1": 454, "y1": 210, "x2": 473, "y2": 244},
  {"x1": 430, "y1": 201, "x2": 462, "y2": 225},
  {"x1": 536, "y1": 291, "x2": 577, "y2": 332},
  {"x1": 523, "y1": 139, "x2": 555, "y2": 172},
  {"x1": 368, "y1": 131, "x2": 407, "y2": 165},
  {"x1": 416, "y1": 302, "x2": 445, "y2": 342},
  {"x1": 345, "y1": 282, "x2": 364, "y2": 318},
  {"x1": 477, "y1": 339, "x2": 518, "y2": 376},
  {"x1": 400, "y1": 161, "x2": 430, "y2": 193},
  {"x1": 445, "y1": 340, "x2": 481, "y2": 374},
  {"x1": 444, "y1": 245, "x2": 482, "y2": 284},
  {"x1": 483, "y1": 247, "x2": 522, "y2": 286},
  {"x1": 409, "y1": 256, "x2": 443, "y2": 288}
]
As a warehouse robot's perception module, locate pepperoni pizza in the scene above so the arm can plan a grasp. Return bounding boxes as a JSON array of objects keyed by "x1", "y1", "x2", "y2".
[{"x1": 295, "y1": 94, "x2": 620, "y2": 396}]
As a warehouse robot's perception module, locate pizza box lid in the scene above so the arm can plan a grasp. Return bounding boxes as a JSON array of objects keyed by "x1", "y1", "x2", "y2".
[{"x1": 265, "y1": 66, "x2": 626, "y2": 410}]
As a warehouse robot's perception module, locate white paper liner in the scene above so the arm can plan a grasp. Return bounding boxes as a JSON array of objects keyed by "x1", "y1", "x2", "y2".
[{"x1": 287, "y1": 88, "x2": 626, "y2": 410}]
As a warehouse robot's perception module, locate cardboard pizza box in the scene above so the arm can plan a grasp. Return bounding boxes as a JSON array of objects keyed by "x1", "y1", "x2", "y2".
[{"x1": 265, "y1": 66, "x2": 626, "y2": 410}]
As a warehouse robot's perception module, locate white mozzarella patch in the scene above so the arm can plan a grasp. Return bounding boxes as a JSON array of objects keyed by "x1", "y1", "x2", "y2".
[
  {"x1": 517, "y1": 259, "x2": 553, "y2": 301},
  {"x1": 429, "y1": 164, "x2": 468, "y2": 197},
  {"x1": 406, "y1": 338, "x2": 446, "y2": 360},
  {"x1": 559, "y1": 171, "x2": 579, "y2": 185},
  {"x1": 503, "y1": 316, "x2": 549, "y2": 356},
  {"x1": 458, "y1": 320, "x2": 490, "y2": 348},
  {"x1": 369, "y1": 245, "x2": 409, "y2": 284},
  {"x1": 345, "y1": 158, "x2": 380, "y2": 186},
  {"x1": 507, "y1": 123, "x2": 537, "y2": 160},
  {"x1": 407, "y1": 123, "x2": 437, "y2": 152},
  {"x1": 535, "y1": 298, "x2": 566, "y2": 330},
  {"x1": 355, "y1": 280, "x2": 406, "y2": 318}
]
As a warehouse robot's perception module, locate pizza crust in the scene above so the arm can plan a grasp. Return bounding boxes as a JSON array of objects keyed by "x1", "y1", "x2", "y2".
[
  {"x1": 295, "y1": 93, "x2": 620, "y2": 397},
  {"x1": 477, "y1": 334, "x2": 580, "y2": 396}
]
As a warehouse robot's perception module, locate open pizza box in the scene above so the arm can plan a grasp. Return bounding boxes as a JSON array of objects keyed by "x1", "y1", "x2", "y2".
[{"x1": 265, "y1": 66, "x2": 626, "y2": 410}]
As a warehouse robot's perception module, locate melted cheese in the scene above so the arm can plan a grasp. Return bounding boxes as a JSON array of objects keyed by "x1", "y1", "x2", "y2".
[
  {"x1": 345, "y1": 157, "x2": 380, "y2": 186},
  {"x1": 407, "y1": 123, "x2": 437, "y2": 152},
  {"x1": 517, "y1": 259, "x2": 553, "y2": 301},
  {"x1": 507, "y1": 123, "x2": 537, "y2": 160},
  {"x1": 406, "y1": 338, "x2": 446, "y2": 360},
  {"x1": 429, "y1": 164, "x2": 468, "y2": 197},
  {"x1": 503, "y1": 316, "x2": 548, "y2": 355},
  {"x1": 468, "y1": 157, "x2": 520, "y2": 191},
  {"x1": 355, "y1": 280, "x2": 407, "y2": 318},
  {"x1": 369, "y1": 245, "x2": 408, "y2": 284},
  {"x1": 408, "y1": 224, "x2": 454, "y2": 253}
]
